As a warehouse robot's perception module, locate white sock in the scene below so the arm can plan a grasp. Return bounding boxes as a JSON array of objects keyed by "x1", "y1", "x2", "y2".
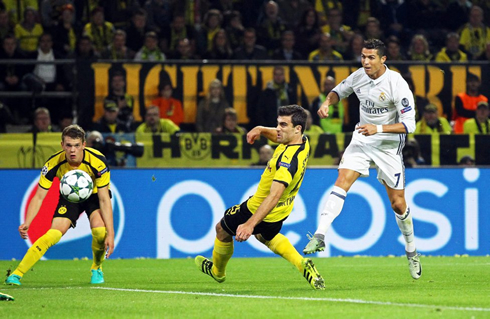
[
  {"x1": 395, "y1": 207, "x2": 416, "y2": 253},
  {"x1": 315, "y1": 186, "x2": 347, "y2": 236}
]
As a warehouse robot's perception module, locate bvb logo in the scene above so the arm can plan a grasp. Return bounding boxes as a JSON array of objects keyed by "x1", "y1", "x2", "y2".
[
  {"x1": 180, "y1": 133, "x2": 212, "y2": 160},
  {"x1": 58, "y1": 206, "x2": 67, "y2": 215}
]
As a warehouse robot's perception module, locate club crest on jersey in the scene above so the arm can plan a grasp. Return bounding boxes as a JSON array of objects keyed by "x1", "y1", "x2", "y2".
[
  {"x1": 401, "y1": 98, "x2": 409, "y2": 107},
  {"x1": 58, "y1": 206, "x2": 67, "y2": 215},
  {"x1": 379, "y1": 92, "x2": 386, "y2": 101}
]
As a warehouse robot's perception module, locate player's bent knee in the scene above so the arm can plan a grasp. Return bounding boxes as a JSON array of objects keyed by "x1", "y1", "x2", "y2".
[{"x1": 215, "y1": 221, "x2": 232, "y2": 242}]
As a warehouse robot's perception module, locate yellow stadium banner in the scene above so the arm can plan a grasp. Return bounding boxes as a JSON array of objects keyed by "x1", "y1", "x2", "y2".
[{"x1": 1, "y1": 133, "x2": 489, "y2": 168}]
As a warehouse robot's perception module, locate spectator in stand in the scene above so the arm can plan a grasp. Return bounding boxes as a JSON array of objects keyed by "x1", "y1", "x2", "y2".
[
  {"x1": 203, "y1": 29, "x2": 233, "y2": 60},
  {"x1": 407, "y1": 0, "x2": 445, "y2": 48},
  {"x1": 91, "y1": 104, "x2": 129, "y2": 133},
  {"x1": 277, "y1": 0, "x2": 309, "y2": 28},
  {"x1": 136, "y1": 105, "x2": 180, "y2": 134},
  {"x1": 403, "y1": 138, "x2": 426, "y2": 168},
  {"x1": 172, "y1": 0, "x2": 208, "y2": 27},
  {"x1": 385, "y1": 35, "x2": 406, "y2": 61},
  {"x1": 435, "y1": 33, "x2": 468, "y2": 62},
  {"x1": 102, "y1": 0, "x2": 140, "y2": 30},
  {"x1": 444, "y1": 0, "x2": 471, "y2": 32},
  {"x1": 308, "y1": 33, "x2": 343, "y2": 62},
  {"x1": 304, "y1": 109, "x2": 324, "y2": 134},
  {"x1": 404, "y1": 75, "x2": 430, "y2": 121},
  {"x1": 453, "y1": 73, "x2": 489, "y2": 134},
  {"x1": 414, "y1": 104, "x2": 452, "y2": 134},
  {"x1": 151, "y1": 82, "x2": 184, "y2": 127},
  {"x1": 169, "y1": 37, "x2": 199, "y2": 60},
  {"x1": 196, "y1": 9, "x2": 223, "y2": 58},
  {"x1": 160, "y1": 15, "x2": 196, "y2": 58},
  {"x1": 294, "y1": 8, "x2": 322, "y2": 60},
  {"x1": 233, "y1": 28, "x2": 268, "y2": 60},
  {"x1": 0, "y1": 34, "x2": 28, "y2": 94},
  {"x1": 196, "y1": 79, "x2": 230, "y2": 132},
  {"x1": 257, "y1": 1, "x2": 288, "y2": 57},
  {"x1": 459, "y1": 155, "x2": 475, "y2": 166},
  {"x1": 144, "y1": 0, "x2": 172, "y2": 34},
  {"x1": 378, "y1": 0, "x2": 409, "y2": 46},
  {"x1": 29, "y1": 107, "x2": 58, "y2": 133},
  {"x1": 103, "y1": 71, "x2": 136, "y2": 132},
  {"x1": 0, "y1": 10, "x2": 13, "y2": 41},
  {"x1": 364, "y1": 17, "x2": 384, "y2": 43},
  {"x1": 39, "y1": 0, "x2": 74, "y2": 29},
  {"x1": 51, "y1": 4, "x2": 77, "y2": 58},
  {"x1": 313, "y1": 0, "x2": 342, "y2": 26},
  {"x1": 14, "y1": 7, "x2": 43, "y2": 54},
  {"x1": 342, "y1": 0, "x2": 378, "y2": 31},
  {"x1": 101, "y1": 29, "x2": 134, "y2": 60},
  {"x1": 4, "y1": 0, "x2": 38, "y2": 25},
  {"x1": 256, "y1": 66, "x2": 300, "y2": 127},
  {"x1": 477, "y1": 42, "x2": 490, "y2": 61},
  {"x1": 134, "y1": 31, "x2": 165, "y2": 61},
  {"x1": 251, "y1": 144, "x2": 274, "y2": 166},
  {"x1": 0, "y1": 102, "x2": 15, "y2": 132},
  {"x1": 74, "y1": 1, "x2": 101, "y2": 31},
  {"x1": 459, "y1": 6, "x2": 490, "y2": 60},
  {"x1": 125, "y1": 9, "x2": 152, "y2": 54},
  {"x1": 310, "y1": 75, "x2": 344, "y2": 133},
  {"x1": 58, "y1": 113, "x2": 73, "y2": 131},
  {"x1": 473, "y1": 0, "x2": 490, "y2": 26},
  {"x1": 215, "y1": 107, "x2": 247, "y2": 134},
  {"x1": 463, "y1": 101, "x2": 490, "y2": 134},
  {"x1": 83, "y1": 7, "x2": 114, "y2": 54},
  {"x1": 321, "y1": 8, "x2": 353, "y2": 56},
  {"x1": 343, "y1": 33, "x2": 364, "y2": 62},
  {"x1": 70, "y1": 35, "x2": 99, "y2": 61},
  {"x1": 407, "y1": 34, "x2": 433, "y2": 61},
  {"x1": 272, "y1": 30, "x2": 303, "y2": 60},
  {"x1": 223, "y1": 10, "x2": 244, "y2": 51}
]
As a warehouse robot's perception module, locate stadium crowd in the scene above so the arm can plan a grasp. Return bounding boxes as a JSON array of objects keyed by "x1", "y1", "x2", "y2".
[{"x1": 0, "y1": 0, "x2": 489, "y2": 139}]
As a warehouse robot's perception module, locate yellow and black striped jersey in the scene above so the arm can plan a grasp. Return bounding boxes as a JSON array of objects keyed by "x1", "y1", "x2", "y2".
[
  {"x1": 247, "y1": 136, "x2": 310, "y2": 222},
  {"x1": 39, "y1": 147, "x2": 110, "y2": 193}
]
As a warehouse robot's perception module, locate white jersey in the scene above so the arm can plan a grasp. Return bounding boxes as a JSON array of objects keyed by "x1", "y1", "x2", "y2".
[{"x1": 333, "y1": 65, "x2": 416, "y2": 149}]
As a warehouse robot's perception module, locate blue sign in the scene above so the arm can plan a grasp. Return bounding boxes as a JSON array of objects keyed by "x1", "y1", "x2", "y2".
[{"x1": 1, "y1": 168, "x2": 489, "y2": 260}]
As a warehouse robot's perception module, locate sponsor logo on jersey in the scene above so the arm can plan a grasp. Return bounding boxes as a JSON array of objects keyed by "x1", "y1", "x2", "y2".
[
  {"x1": 279, "y1": 162, "x2": 291, "y2": 168},
  {"x1": 401, "y1": 98, "x2": 409, "y2": 107},
  {"x1": 361, "y1": 105, "x2": 389, "y2": 114},
  {"x1": 356, "y1": 88, "x2": 361, "y2": 94},
  {"x1": 401, "y1": 106, "x2": 412, "y2": 114},
  {"x1": 379, "y1": 92, "x2": 386, "y2": 101}
]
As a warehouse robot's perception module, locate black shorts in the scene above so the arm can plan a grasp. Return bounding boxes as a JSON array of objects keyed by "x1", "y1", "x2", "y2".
[
  {"x1": 220, "y1": 200, "x2": 285, "y2": 241},
  {"x1": 53, "y1": 192, "x2": 101, "y2": 228}
]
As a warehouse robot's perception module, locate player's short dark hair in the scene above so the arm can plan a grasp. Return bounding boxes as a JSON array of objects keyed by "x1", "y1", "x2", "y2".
[
  {"x1": 363, "y1": 39, "x2": 386, "y2": 58},
  {"x1": 62, "y1": 124, "x2": 86, "y2": 143},
  {"x1": 278, "y1": 105, "x2": 307, "y2": 133}
]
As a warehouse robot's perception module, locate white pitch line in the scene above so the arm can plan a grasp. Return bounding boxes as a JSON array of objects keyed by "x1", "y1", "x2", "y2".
[{"x1": 92, "y1": 287, "x2": 490, "y2": 312}]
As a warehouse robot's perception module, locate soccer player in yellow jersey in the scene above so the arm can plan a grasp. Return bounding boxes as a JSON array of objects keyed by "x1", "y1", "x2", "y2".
[
  {"x1": 195, "y1": 105, "x2": 325, "y2": 290},
  {"x1": 5, "y1": 125, "x2": 115, "y2": 286}
]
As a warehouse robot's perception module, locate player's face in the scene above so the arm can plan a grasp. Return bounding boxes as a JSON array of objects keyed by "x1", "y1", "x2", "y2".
[
  {"x1": 62, "y1": 137, "x2": 85, "y2": 165},
  {"x1": 276, "y1": 115, "x2": 301, "y2": 145},
  {"x1": 361, "y1": 48, "x2": 386, "y2": 79}
]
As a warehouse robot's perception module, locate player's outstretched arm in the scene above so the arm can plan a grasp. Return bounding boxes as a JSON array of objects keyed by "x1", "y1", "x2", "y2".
[
  {"x1": 357, "y1": 122, "x2": 408, "y2": 136},
  {"x1": 20, "y1": 186, "x2": 49, "y2": 239},
  {"x1": 235, "y1": 181, "x2": 285, "y2": 242},
  {"x1": 97, "y1": 186, "x2": 115, "y2": 258},
  {"x1": 318, "y1": 92, "x2": 339, "y2": 119},
  {"x1": 247, "y1": 126, "x2": 278, "y2": 144}
]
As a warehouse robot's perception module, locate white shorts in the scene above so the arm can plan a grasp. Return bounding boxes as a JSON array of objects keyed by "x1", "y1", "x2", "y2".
[{"x1": 339, "y1": 138, "x2": 405, "y2": 190}]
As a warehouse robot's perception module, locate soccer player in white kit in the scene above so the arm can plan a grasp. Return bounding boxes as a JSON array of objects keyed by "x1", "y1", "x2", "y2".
[{"x1": 303, "y1": 39, "x2": 422, "y2": 280}]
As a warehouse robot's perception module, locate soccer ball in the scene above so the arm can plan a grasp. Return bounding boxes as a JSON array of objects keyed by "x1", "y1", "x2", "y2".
[{"x1": 59, "y1": 170, "x2": 94, "y2": 203}]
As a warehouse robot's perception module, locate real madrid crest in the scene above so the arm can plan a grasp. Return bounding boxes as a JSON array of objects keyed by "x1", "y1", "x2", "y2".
[{"x1": 379, "y1": 92, "x2": 386, "y2": 102}]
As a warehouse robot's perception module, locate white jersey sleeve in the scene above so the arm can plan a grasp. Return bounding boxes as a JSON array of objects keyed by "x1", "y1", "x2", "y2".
[{"x1": 392, "y1": 73, "x2": 416, "y2": 133}]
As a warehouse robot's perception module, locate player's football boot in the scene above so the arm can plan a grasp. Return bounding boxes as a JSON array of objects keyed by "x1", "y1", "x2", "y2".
[
  {"x1": 407, "y1": 251, "x2": 422, "y2": 280},
  {"x1": 195, "y1": 256, "x2": 225, "y2": 283},
  {"x1": 303, "y1": 234, "x2": 326, "y2": 254},
  {"x1": 0, "y1": 292, "x2": 15, "y2": 301},
  {"x1": 302, "y1": 258, "x2": 325, "y2": 290},
  {"x1": 90, "y1": 269, "x2": 105, "y2": 284},
  {"x1": 4, "y1": 274, "x2": 21, "y2": 286}
]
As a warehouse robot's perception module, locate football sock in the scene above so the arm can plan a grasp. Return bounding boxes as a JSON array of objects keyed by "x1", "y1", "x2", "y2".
[
  {"x1": 315, "y1": 186, "x2": 347, "y2": 236},
  {"x1": 13, "y1": 229, "x2": 62, "y2": 277},
  {"x1": 91, "y1": 227, "x2": 107, "y2": 270},
  {"x1": 266, "y1": 233, "x2": 303, "y2": 271},
  {"x1": 395, "y1": 207, "x2": 416, "y2": 253},
  {"x1": 212, "y1": 238, "x2": 233, "y2": 277}
]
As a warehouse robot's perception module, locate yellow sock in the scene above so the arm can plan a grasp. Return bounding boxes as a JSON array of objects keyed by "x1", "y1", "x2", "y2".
[
  {"x1": 212, "y1": 238, "x2": 233, "y2": 277},
  {"x1": 91, "y1": 227, "x2": 106, "y2": 270},
  {"x1": 13, "y1": 229, "x2": 62, "y2": 277},
  {"x1": 266, "y1": 233, "x2": 303, "y2": 272}
]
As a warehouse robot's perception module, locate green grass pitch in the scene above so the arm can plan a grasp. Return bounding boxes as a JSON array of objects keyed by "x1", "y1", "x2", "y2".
[{"x1": 1, "y1": 256, "x2": 489, "y2": 318}]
